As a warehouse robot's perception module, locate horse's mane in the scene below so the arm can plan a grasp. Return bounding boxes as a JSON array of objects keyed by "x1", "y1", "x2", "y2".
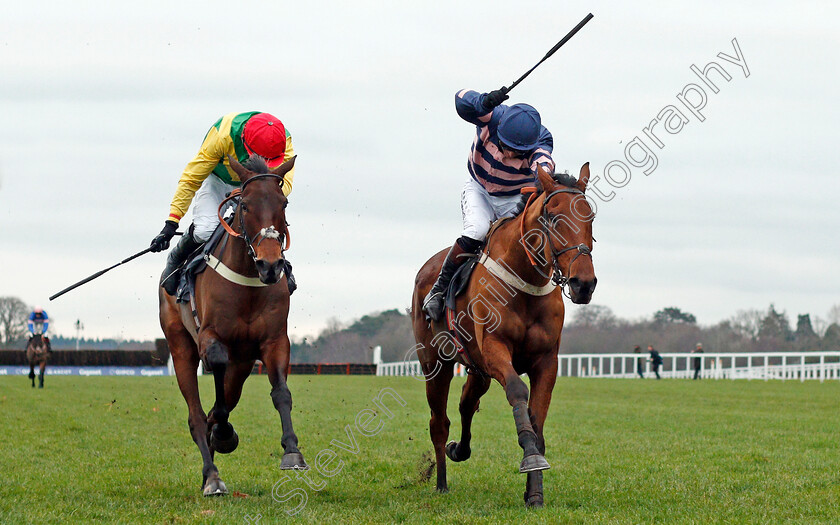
[
  {"x1": 552, "y1": 172, "x2": 578, "y2": 188},
  {"x1": 534, "y1": 172, "x2": 578, "y2": 193},
  {"x1": 242, "y1": 155, "x2": 270, "y2": 174}
]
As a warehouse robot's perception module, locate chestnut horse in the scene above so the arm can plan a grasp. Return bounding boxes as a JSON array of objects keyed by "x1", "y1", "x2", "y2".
[
  {"x1": 411, "y1": 163, "x2": 597, "y2": 507},
  {"x1": 26, "y1": 334, "x2": 50, "y2": 388},
  {"x1": 160, "y1": 155, "x2": 307, "y2": 497}
]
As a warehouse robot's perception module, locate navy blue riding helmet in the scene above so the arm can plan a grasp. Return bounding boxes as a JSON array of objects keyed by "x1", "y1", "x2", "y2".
[{"x1": 497, "y1": 103, "x2": 542, "y2": 153}]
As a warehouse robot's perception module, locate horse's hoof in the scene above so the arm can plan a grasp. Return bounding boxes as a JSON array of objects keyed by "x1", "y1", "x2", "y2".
[
  {"x1": 445, "y1": 441, "x2": 470, "y2": 462},
  {"x1": 525, "y1": 492, "x2": 544, "y2": 508},
  {"x1": 202, "y1": 479, "x2": 228, "y2": 497},
  {"x1": 210, "y1": 425, "x2": 239, "y2": 454},
  {"x1": 280, "y1": 452, "x2": 309, "y2": 470},
  {"x1": 436, "y1": 484, "x2": 449, "y2": 494},
  {"x1": 519, "y1": 454, "x2": 550, "y2": 473},
  {"x1": 38, "y1": 384, "x2": 43, "y2": 389}
]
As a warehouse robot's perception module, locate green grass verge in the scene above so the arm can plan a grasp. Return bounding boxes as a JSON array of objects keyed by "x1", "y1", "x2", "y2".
[{"x1": 1, "y1": 375, "x2": 838, "y2": 524}]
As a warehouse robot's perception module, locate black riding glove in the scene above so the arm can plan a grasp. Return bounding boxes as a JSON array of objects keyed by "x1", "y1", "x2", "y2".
[
  {"x1": 150, "y1": 220, "x2": 178, "y2": 252},
  {"x1": 481, "y1": 87, "x2": 509, "y2": 111}
]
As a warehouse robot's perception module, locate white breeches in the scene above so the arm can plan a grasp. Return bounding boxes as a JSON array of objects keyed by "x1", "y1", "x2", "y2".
[
  {"x1": 192, "y1": 175, "x2": 238, "y2": 242},
  {"x1": 460, "y1": 178, "x2": 521, "y2": 241}
]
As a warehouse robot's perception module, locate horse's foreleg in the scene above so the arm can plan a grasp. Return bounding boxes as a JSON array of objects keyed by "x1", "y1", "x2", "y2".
[
  {"x1": 485, "y1": 339, "x2": 549, "y2": 475},
  {"x1": 446, "y1": 373, "x2": 490, "y2": 463},
  {"x1": 38, "y1": 360, "x2": 46, "y2": 388},
  {"x1": 523, "y1": 354, "x2": 558, "y2": 508},
  {"x1": 263, "y1": 337, "x2": 307, "y2": 470},
  {"x1": 425, "y1": 358, "x2": 454, "y2": 492},
  {"x1": 172, "y1": 344, "x2": 224, "y2": 496},
  {"x1": 29, "y1": 363, "x2": 35, "y2": 387},
  {"x1": 203, "y1": 338, "x2": 238, "y2": 455}
]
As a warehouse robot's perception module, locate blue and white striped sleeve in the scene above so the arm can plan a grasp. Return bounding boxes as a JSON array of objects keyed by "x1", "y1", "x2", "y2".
[
  {"x1": 455, "y1": 89, "x2": 493, "y2": 126},
  {"x1": 529, "y1": 127, "x2": 555, "y2": 175}
]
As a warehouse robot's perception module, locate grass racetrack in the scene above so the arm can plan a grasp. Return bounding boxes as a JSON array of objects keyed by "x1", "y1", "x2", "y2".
[{"x1": 2, "y1": 374, "x2": 839, "y2": 524}]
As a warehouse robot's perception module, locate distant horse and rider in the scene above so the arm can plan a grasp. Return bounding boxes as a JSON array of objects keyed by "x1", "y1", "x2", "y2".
[
  {"x1": 26, "y1": 333, "x2": 51, "y2": 388},
  {"x1": 26, "y1": 306, "x2": 52, "y2": 388},
  {"x1": 412, "y1": 163, "x2": 597, "y2": 507},
  {"x1": 159, "y1": 155, "x2": 306, "y2": 496}
]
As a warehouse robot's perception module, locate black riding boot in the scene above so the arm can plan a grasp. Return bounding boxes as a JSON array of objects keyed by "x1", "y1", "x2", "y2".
[
  {"x1": 161, "y1": 228, "x2": 203, "y2": 296},
  {"x1": 422, "y1": 237, "x2": 480, "y2": 321}
]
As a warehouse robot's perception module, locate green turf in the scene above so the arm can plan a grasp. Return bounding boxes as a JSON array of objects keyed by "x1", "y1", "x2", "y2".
[{"x1": 1, "y1": 375, "x2": 838, "y2": 524}]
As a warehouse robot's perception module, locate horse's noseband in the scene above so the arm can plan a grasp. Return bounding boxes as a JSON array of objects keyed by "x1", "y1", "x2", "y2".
[{"x1": 255, "y1": 226, "x2": 281, "y2": 247}]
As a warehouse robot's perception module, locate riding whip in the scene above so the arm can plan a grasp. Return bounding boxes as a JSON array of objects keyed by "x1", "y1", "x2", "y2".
[
  {"x1": 49, "y1": 233, "x2": 183, "y2": 301},
  {"x1": 505, "y1": 13, "x2": 594, "y2": 95}
]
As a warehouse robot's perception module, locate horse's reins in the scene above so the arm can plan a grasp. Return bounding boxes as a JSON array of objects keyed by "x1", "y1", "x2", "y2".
[
  {"x1": 216, "y1": 173, "x2": 291, "y2": 264},
  {"x1": 519, "y1": 186, "x2": 593, "y2": 295}
]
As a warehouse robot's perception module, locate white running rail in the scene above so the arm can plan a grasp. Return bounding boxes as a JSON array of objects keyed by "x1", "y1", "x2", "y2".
[{"x1": 377, "y1": 352, "x2": 840, "y2": 382}]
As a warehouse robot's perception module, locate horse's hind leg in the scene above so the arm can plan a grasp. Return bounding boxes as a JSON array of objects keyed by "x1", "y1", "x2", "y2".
[
  {"x1": 425, "y1": 358, "x2": 455, "y2": 492},
  {"x1": 446, "y1": 372, "x2": 490, "y2": 463},
  {"x1": 263, "y1": 337, "x2": 307, "y2": 470}
]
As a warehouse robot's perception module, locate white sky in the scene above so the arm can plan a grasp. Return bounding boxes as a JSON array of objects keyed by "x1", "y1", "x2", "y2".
[{"x1": 1, "y1": 1, "x2": 838, "y2": 340}]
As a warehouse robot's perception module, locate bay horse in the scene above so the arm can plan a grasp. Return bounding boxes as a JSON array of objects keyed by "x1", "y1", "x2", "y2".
[
  {"x1": 26, "y1": 334, "x2": 50, "y2": 388},
  {"x1": 159, "y1": 154, "x2": 307, "y2": 497},
  {"x1": 411, "y1": 163, "x2": 597, "y2": 507}
]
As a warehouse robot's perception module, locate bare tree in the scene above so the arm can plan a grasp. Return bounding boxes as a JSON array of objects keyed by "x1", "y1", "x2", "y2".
[
  {"x1": 0, "y1": 296, "x2": 30, "y2": 345},
  {"x1": 570, "y1": 304, "x2": 617, "y2": 329},
  {"x1": 826, "y1": 304, "x2": 840, "y2": 326},
  {"x1": 728, "y1": 309, "x2": 763, "y2": 341}
]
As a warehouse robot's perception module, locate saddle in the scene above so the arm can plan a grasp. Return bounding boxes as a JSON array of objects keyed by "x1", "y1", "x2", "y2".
[
  {"x1": 175, "y1": 221, "x2": 228, "y2": 304},
  {"x1": 443, "y1": 216, "x2": 514, "y2": 311}
]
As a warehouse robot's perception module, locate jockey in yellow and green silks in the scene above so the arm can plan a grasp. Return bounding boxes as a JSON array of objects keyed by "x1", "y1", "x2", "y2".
[{"x1": 149, "y1": 112, "x2": 297, "y2": 296}]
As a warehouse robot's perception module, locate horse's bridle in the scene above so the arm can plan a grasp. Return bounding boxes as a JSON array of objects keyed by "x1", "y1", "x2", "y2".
[
  {"x1": 216, "y1": 173, "x2": 291, "y2": 263},
  {"x1": 531, "y1": 188, "x2": 593, "y2": 291}
]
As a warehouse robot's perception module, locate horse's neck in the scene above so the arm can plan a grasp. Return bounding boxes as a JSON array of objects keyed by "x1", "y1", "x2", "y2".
[{"x1": 488, "y1": 195, "x2": 552, "y2": 286}]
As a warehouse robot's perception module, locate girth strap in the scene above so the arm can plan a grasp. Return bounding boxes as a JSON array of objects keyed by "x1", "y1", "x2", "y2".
[
  {"x1": 206, "y1": 254, "x2": 280, "y2": 287},
  {"x1": 477, "y1": 253, "x2": 557, "y2": 297}
]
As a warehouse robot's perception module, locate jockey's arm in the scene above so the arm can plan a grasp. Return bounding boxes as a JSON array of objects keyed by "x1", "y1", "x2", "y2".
[
  {"x1": 528, "y1": 127, "x2": 556, "y2": 176},
  {"x1": 455, "y1": 89, "x2": 496, "y2": 126},
  {"x1": 167, "y1": 126, "x2": 227, "y2": 224},
  {"x1": 281, "y1": 135, "x2": 295, "y2": 197}
]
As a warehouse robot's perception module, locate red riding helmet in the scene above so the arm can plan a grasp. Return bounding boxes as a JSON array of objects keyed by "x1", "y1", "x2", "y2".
[{"x1": 242, "y1": 113, "x2": 287, "y2": 168}]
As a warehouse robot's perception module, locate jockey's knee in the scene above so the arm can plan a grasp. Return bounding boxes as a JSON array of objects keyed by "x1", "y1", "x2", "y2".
[
  {"x1": 461, "y1": 222, "x2": 490, "y2": 243},
  {"x1": 192, "y1": 223, "x2": 214, "y2": 243},
  {"x1": 457, "y1": 236, "x2": 483, "y2": 253}
]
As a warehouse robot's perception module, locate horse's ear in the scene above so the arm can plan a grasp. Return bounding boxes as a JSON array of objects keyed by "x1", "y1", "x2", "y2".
[
  {"x1": 270, "y1": 155, "x2": 296, "y2": 178},
  {"x1": 536, "y1": 164, "x2": 554, "y2": 195},
  {"x1": 576, "y1": 162, "x2": 590, "y2": 192},
  {"x1": 228, "y1": 155, "x2": 252, "y2": 181}
]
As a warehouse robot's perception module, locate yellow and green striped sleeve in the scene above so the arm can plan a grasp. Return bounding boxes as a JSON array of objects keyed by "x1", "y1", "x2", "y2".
[
  {"x1": 167, "y1": 126, "x2": 230, "y2": 222},
  {"x1": 282, "y1": 135, "x2": 295, "y2": 197}
]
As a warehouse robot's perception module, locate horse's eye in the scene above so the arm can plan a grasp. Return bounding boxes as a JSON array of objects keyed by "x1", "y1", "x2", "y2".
[
  {"x1": 241, "y1": 203, "x2": 248, "y2": 212},
  {"x1": 283, "y1": 202, "x2": 288, "y2": 210}
]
